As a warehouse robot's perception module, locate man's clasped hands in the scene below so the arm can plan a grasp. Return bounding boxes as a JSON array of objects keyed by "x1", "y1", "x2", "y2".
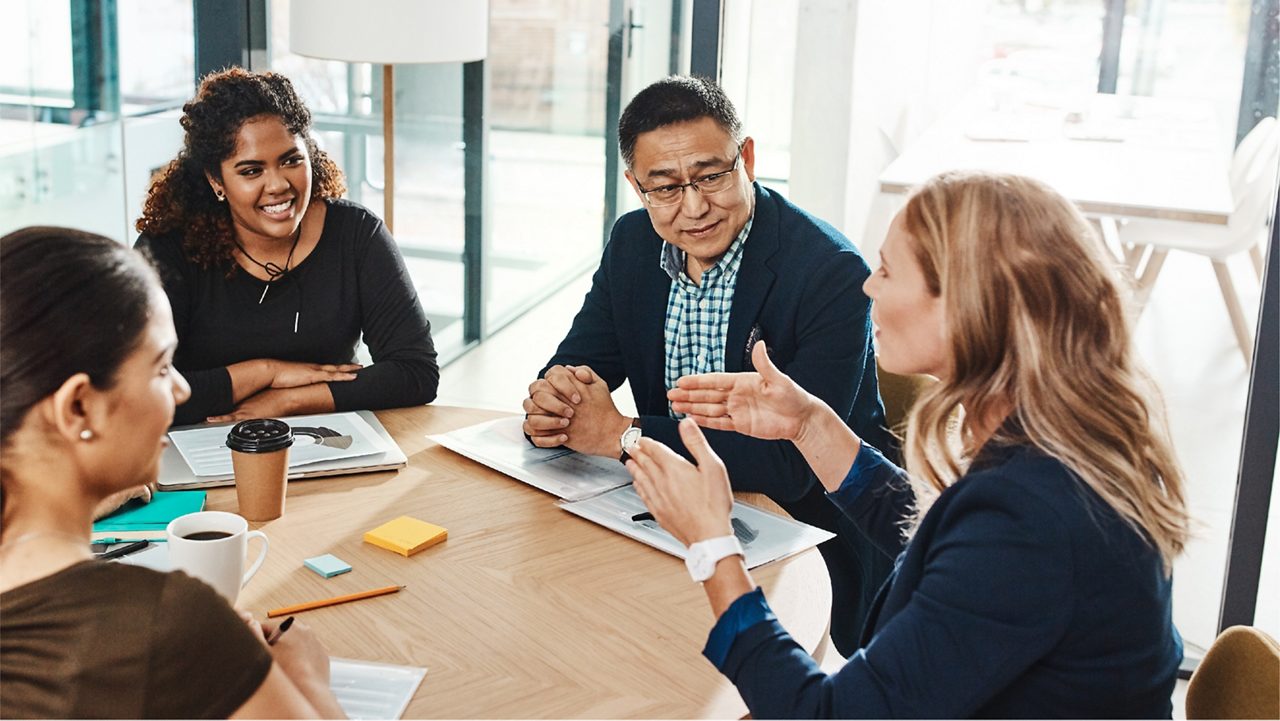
[{"x1": 522, "y1": 364, "x2": 632, "y2": 458}]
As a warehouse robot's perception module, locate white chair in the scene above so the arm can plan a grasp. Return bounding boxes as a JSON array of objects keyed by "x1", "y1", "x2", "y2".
[{"x1": 1115, "y1": 116, "x2": 1278, "y2": 366}]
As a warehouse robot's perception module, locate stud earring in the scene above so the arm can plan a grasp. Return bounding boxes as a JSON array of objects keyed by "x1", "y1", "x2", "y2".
[
  {"x1": 214, "y1": 190, "x2": 226, "y2": 202},
  {"x1": 79, "y1": 429, "x2": 94, "y2": 441}
]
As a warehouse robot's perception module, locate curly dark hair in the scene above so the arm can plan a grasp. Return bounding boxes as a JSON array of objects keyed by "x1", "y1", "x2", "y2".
[{"x1": 136, "y1": 67, "x2": 347, "y2": 268}]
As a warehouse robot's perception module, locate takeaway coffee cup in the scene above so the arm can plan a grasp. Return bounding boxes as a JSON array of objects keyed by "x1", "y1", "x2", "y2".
[
  {"x1": 167, "y1": 511, "x2": 268, "y2": 604},
  {"x1": 226, "y1": 418, "x2": 294, "y2": 522}
]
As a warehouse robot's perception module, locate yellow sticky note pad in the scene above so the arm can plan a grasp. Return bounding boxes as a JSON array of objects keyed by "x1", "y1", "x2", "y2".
[{"x1": 363, "y1": 516, "x2": 448, "y2": 557}]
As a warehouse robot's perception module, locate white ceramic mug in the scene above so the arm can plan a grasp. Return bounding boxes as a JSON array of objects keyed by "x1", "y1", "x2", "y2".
[{"x1": 166, "y1": 511, "x2": 268, "y2": 604}]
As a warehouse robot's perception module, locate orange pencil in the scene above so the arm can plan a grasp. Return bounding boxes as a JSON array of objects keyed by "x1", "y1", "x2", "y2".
[{"x1": 267, "y1": 585, "x2": 404, "y2": 618}]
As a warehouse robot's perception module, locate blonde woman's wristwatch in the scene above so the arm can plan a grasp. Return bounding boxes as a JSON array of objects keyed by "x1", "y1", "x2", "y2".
[{"x1": 684, "y1": 535, "x2": 744, "y2": 582}]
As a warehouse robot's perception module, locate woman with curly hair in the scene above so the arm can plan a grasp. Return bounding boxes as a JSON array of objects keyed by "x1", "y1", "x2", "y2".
[
  {"x1": 136, "y1": 68, "x2": 438, "y2": 425},
  {"x1": 625, "y1": 171, "x2": 1189, "y2": 717}
]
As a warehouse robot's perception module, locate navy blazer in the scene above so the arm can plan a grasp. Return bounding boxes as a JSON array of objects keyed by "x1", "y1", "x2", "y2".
[
  {"x1": 543, "y1": 183, "x2": 893, "y2": 501},
  {"x1": 716, "y1": 442, "x2": 1183, "y2": 718}
]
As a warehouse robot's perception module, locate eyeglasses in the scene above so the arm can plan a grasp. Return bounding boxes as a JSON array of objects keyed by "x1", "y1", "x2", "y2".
[{"x1": 635, "y1": 145, "x2": 743, "y2": 207}]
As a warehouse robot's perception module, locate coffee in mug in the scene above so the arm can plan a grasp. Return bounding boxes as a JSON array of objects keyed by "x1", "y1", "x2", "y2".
[
  {"x1": 182, "y1": 531, "x2": 233, "y2": 541},
  {"x1": 166, "y1": 511, "x2": 268, "y2": 604},
  {"x1": 226, "y1": 419, "x2": 293, "y2": 522}
]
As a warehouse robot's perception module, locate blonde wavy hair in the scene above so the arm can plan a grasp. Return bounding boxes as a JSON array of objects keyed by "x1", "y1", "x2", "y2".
[{"x1": 899, "y1": 171, "x2": 1189, "y2": 570}]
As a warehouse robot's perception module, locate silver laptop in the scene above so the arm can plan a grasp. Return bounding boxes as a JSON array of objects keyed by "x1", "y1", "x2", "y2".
[{"x1": 158, "y1": 410, "x2": 407, "y2": 489}]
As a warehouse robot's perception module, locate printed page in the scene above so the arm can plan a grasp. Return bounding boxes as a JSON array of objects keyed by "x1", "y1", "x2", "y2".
[
  {"x1": 329, "y1": 657, "x2": 426, "y2": 720},
  {"x1": 558, "y1": 485, "x2": 836, "y2": 570},
  {"x1": 170, "y1": 412, "x2": 387, "y2": 477},
  {"x1": 428, "y1": 416, "x2": 632, "y2": 502}
]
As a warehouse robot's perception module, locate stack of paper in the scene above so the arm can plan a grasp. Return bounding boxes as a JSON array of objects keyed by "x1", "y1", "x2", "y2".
[
  {"x1": 431, "y1": 417, "x2": 835, "y2": 569},
  {"x1": 558, "y1": 486, "x2": 834, "y2": 570},
  {"x1": 428, "y1": 416, "x2": 632, "y2": 502},
  {"x1": 171, "y1": 412, "x2": 388, "y2": 478},
  {"x1": 330, "y1": 657, "x2": 426, "y2": 719}
]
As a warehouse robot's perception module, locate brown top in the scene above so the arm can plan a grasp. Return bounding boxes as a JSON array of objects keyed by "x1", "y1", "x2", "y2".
[{"x1": 1, "y1": 560, "x2": 273, "y2": 719}]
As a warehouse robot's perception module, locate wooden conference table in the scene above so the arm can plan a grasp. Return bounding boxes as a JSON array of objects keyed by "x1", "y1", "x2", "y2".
[{"x1": 206, "y1": 405, "x2": 832, "y2": 719}]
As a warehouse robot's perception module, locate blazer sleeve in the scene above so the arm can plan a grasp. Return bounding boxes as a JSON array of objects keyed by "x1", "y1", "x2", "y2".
[
  {"x1": 714, "y1": 477, "x2": 1076, "y2": 718},
  {"x1": 641, "y1": 248, "x2": 874, "y2": 502},
  {"x1": 135, "y1": 234, "x2": 236, "y2": 425},
  {"x1": 328, "y1": 219, "x2": 439, "y2": 411},
  {"x1": 541, "y1": 228, "x2": 628, "y2": 389},
  {"x1": 827, "y1": 443, "x2": 915, "y2": 558}
]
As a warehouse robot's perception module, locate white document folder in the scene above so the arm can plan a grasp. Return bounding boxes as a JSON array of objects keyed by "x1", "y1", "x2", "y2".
[
  {"x1": 428, "y1": 415, "x2": 632, "y2": 502},
  {"x1": 432, "y1": 416, "x2": 835, "y2": 568},
  {"x1": 158, "y1": 410, "x2": 407, "y2": 489},
  {"x1": 559, "y1": 485, "x2": 836, "y2": 570}
]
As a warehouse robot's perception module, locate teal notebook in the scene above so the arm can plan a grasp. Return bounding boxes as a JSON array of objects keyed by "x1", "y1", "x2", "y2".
[{"x1": 92, "y1": 491, "x2": 206, "y2": 532}]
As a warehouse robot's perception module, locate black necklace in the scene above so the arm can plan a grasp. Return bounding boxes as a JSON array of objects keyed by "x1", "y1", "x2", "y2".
[{"x1": 235, "y1": 224, "x2": 302, "y2": 304}]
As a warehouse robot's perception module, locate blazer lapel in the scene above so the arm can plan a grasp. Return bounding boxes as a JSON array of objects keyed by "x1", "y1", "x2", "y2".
[
  {"x1": 726, "y1": 184, "x2": 780, "y2": 373},
  {"x1": 632, "y1": 234, "x2": 674, "y2": 407}
]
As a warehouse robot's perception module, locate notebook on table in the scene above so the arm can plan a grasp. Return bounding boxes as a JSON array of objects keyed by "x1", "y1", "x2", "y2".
[
  {"x1": 158, "y1": 410, "x2": 406, "y2": 489},
  {"x1": 93, "y1": 490, "x2": 206, "y2": 533}
]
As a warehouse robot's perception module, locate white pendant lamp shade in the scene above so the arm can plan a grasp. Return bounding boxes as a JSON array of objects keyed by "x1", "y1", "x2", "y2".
[{"x1": 290, "y1": 0, "x2": 488, "y2": 64}]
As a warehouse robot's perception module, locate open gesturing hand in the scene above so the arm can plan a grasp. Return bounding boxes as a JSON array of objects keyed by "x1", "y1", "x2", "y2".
[
  {"x1": 667, "y1": 341, "x2": 816, "y2": 442},
  {"x1": 626, "y1": 419, "x2": 734, "y2": 547}
]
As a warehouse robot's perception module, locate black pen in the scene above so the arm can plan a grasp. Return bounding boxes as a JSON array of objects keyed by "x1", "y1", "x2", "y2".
[
  {"x1": 266, "y1": 616, "x2": 295, "y2": 646},
  {"x1": 631, "y1": 512, "x2": 655, "y2": 523},
  {"x1": 98, "y1": 541, "x2": 149, "y2": 561}
]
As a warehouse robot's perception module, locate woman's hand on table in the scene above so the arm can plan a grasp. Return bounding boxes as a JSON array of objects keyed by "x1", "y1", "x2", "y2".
[
  {"x1": 207, "y1": 384, "x2": 335, "y2": 423},
  {"x1": 667, "y1": 341, "x2": 817, "y2": 443},
  {"x1": 241, "y1": 612, "x2": 348, "y2": 718},
  {"x1": 238, "y1": 613, "x2": 329, "y2": 688},
  {"x1": 92, "y1": 481, "x2": 156, "y2": 519},
  {"x1": 270, "y1": 360, "x2": 361, "y2": 389},
  {"x1": 626, "y1": 419, "x2": 734, "y2": 547},
  {"x1": 261, "y1": 618, "x2": 331, "y2": 686}
]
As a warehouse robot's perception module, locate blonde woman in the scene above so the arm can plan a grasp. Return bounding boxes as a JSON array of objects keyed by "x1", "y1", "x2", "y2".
[{"x1": 624, "y1": 171, "x2": 1190, "y2": 718}]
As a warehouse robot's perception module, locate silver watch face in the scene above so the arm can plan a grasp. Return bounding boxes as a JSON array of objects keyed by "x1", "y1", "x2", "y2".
[{"x1": 621, "y1": 426, "x2": 643, "y2": 452}]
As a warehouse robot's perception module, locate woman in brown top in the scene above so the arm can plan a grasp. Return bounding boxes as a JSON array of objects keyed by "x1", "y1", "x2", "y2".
[{"x1": 0, "y1": 227, "x2": 346, "y2": 718}]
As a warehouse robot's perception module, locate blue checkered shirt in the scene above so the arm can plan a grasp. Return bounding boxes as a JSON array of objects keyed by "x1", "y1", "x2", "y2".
[{"x1": 661, "y1": 215, "x2": 753, "y2": 418}]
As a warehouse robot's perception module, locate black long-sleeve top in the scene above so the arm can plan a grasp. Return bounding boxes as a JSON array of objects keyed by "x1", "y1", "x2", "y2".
[{"x1": 136, "y1": 199, "x2": 439, "y2": 426}]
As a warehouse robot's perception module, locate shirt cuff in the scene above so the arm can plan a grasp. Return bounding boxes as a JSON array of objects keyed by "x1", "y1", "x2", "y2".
[
  {"x1": 702, "y1": 587, "x2": 777, "y2": 669},
  {"x1": 826, "y1": 441, "x2": 892, "y2": 509}
]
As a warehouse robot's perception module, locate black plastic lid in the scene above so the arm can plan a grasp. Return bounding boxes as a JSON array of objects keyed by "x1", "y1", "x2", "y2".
[{"x1": 226, "y1": 418, "x2": 294, "y2": 453}]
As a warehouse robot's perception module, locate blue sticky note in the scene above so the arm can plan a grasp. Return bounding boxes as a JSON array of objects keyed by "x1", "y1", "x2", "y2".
[{"x1": 304, "y1": 554, "x2": 352, "y2": 578}]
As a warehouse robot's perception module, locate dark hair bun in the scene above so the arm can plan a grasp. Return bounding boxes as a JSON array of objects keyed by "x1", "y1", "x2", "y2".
[{"x1": 0, "y1": 227, "x2": 160, "y2": 445}]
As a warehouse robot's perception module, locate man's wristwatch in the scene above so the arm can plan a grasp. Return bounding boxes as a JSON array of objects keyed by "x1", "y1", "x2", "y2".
[
  {"x1": 619, "y1": 417, "x2": 642, "y2": 463},
  {"x1": 684, "y1": 535, "x2": 745, "y2": 583}
]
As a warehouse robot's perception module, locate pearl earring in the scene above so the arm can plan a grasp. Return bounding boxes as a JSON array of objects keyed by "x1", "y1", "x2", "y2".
[{"x1": 79, "y1": 429, "x2": 94, "y2": 441}]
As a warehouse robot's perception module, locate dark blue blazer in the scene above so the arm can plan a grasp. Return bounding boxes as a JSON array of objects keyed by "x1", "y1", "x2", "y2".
[
  {"x1": 718, "y1": 442, "x2": 1183, "y2": 718},
  {"x1": 543, "y1": 183, "x2": 893, "y2": 500}
]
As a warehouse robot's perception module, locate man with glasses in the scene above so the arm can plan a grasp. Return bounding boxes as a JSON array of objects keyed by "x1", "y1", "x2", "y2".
[{"x1": 521, "y1": 75, "x2": 893, "y2": 655}]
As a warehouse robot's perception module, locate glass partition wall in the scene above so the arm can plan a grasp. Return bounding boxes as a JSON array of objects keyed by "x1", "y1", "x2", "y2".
[
  {"x1": 2, "y1": 0, "x2": 690, "y2": 363},
  {"x1": 264, "y1": 0, "x2": 685, "y2": 360},
  {"x1": 1, "y1": 0, "x2": 191, "y2": 243}
]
